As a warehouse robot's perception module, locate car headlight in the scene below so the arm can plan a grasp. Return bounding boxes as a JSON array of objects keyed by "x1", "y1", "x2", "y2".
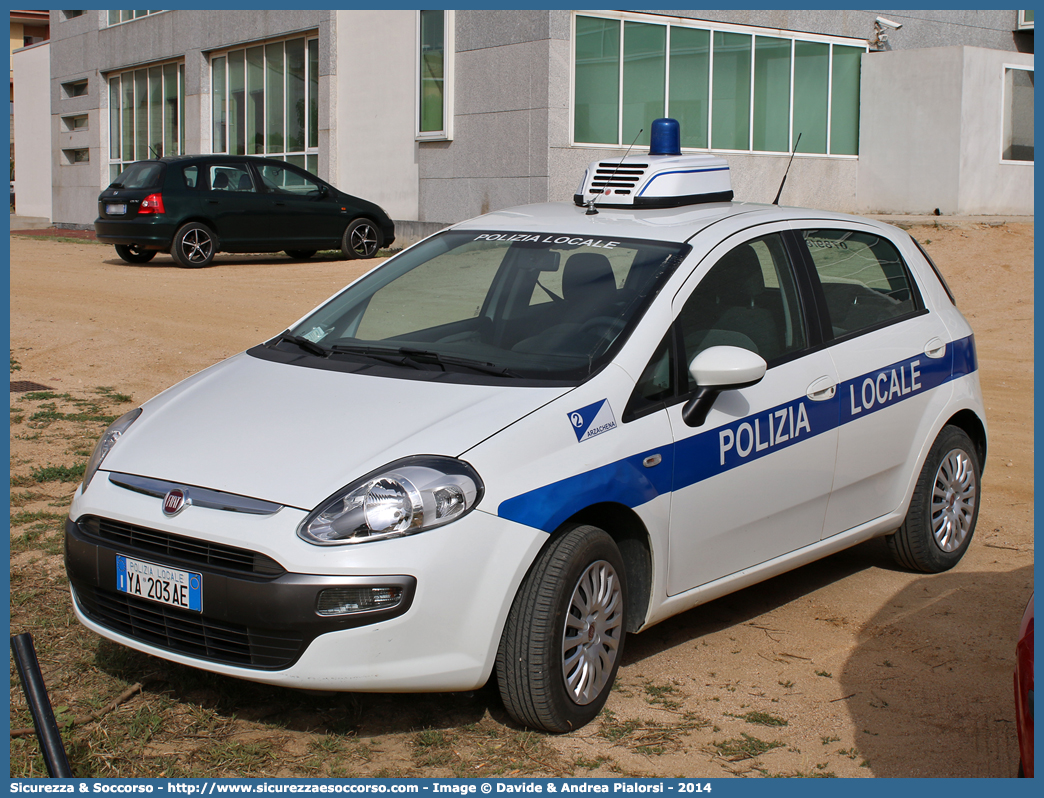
[
  {"x1": 82, "y1": 408, "x2": 143, "y2": 490},
  {"x1": 298, "y1": 456, "x2": 484, "y2": 546}
]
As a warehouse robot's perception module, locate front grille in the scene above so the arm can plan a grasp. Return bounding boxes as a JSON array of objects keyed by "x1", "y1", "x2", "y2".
[
  {"x1": 75, "y1": 585, "x2": 304, "y2": 669},
  {"x1": 78, "y1": 516, "x2": 285, "y2": 576}
]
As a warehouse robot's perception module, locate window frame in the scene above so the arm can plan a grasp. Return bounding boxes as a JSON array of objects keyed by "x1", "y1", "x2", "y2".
[
  {"x1": 570, "y1": 10, "x2": 867, "y2": 157},
  {"x1": 791, "y1": 226, "x2": 928, "y2": 347},
  {"x1": 209, "y1": 35, "x2": 321, "y2": 175},
  {"x1": 1000, "y1": 64, "x2": 1034, "y2": 164},
  {"x1": 106, "y1": 10, "x2": 166, "y2": 27},
  {"x1": 416, "y1": 10, "x2": 455, "y2": 141},
  {"x1": 105, "y1": 60, "x2": 185, "y2": 183}
]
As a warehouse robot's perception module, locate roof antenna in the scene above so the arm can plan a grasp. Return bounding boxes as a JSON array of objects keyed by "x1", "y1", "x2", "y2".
[
  {"x1": 586, "y1": 127, "x2": 644, "y2": 215},
  {"x1": 772, "y1": 132, "x2": 802, "y2": 206}
]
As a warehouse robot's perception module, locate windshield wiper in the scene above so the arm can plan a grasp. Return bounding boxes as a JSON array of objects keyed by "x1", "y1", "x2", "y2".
[
  {"x1": 398, "y1": 348, "x2": 519, "y2": 378},
  {"x1": 278, "y1": 332, "x2": 329, "y2": 358},
  {"x1": 329, "y1": 343, "x2": 422, "y2": 368}
]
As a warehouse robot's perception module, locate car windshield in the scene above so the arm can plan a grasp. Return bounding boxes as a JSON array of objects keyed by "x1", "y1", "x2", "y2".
[
  {"x1": 287, "y1": 229, "x2": 689, "y2": 382},
  {"x1": 109, "y1": 161, "x2": 164, "y2": 189}
]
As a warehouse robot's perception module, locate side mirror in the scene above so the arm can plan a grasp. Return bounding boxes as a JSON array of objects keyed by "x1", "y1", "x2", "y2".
[{"x1": 681, "y1": 346, "x2": 767, "y2": 427}]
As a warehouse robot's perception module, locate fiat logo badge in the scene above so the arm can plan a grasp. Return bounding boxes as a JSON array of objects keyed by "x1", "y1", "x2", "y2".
[{"x1": 163, "y1": 488, "x2": 189, "y2": 516}]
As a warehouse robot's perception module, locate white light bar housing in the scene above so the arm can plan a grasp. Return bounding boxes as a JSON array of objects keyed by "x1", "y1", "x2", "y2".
[{"x1": 574, "y1": 152, "x2": 733, "y2": 210}]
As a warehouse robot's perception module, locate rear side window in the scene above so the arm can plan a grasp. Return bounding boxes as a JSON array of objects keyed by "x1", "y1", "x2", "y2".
[
  {"x1": 110, "y1": 162, "x2": 164, "y2": 189},
  {"x1": 802, "y1": 230, "x2": 921, "y2": 339}
]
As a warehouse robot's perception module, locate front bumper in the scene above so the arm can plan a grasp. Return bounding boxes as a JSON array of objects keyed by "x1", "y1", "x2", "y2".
[{"x1": 65, "y1": 475, "x2": 547, "y2": 692}]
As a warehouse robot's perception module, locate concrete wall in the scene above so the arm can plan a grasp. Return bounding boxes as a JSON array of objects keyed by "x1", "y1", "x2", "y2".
[
  {"x1": 858, "y1": 46, "x2": 1034, "y2": 215},
  {"x1": 333, "y1": 10, "x2": 419, "y2": 221},
  {"x1": 417, "y1": 10, "x2": 561, "y2": 223},
  {"x1": 13, "y1": 42, "x2": 53, "y2": 220}
]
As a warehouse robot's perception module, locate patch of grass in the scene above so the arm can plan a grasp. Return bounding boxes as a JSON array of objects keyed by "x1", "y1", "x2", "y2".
[
  {"x1": 29, "y1": 463, "x2": 86, "y2": 483},
  {"x1": 200, "y1": 740, "x2": 276, "y2": 775},
  {"x1": 11, "y1": 353, "x2": 21, "y2": 372},
  {"x1": 734, "y1": 711, "x2": 788, "y2": 727},
  {"x1": 837, "y1": 747, "x2": 859, "y2": 759},
  {"x1": 643, "y1": 681, "x2": 682, "y2": 709},
  {"x1": 778, "y1": 679, "x2": 794, "y2": 689},
  {"x1": 815, "y1": 670, "x2": 832, "y2": 678},
  {"x1": 821, "y1": 735, "x2": 840, "y2": 745},
  {"x1": 11, "y1": 509, "x2": 65, "y2": 527},
  {"x1": 95, "y1": 386, "x2": 134, "y2": 403},
  {"x1": 713, "y1": 732, "x2": 784, "y2": 760},
  {"x1": 413, "y1": 728, "x2": 455, "y2": 767}
]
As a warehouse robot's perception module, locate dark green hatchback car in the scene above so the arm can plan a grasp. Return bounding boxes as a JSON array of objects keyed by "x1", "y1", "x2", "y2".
[{"x1": 95, "y1": 155, "x2": 395, "y2": 267}]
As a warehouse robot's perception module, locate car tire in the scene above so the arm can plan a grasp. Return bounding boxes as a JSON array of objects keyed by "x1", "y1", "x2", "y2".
[
  {"x1": 342, "y1": 218, "x2": 382, "y2": 260},
  {"x1": 285, "y1": 249, "x2": 317, "y2": 260},
  {"x1": 114, "y1": 244, "x2": 157, "y2": 264},
  {"x1": 171, "y1": 222, "x2": 216, "y2": 268},
  {"x1": 887, "y1": 425, "x2": 981, "y2": 573},
  {"x1": 496, "y1": 524, "x2": 626, "y2": 733}
]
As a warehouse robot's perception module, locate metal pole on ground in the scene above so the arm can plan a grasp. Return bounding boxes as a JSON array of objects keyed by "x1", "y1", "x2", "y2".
[{"x1": 10, "y1": 632, "x2": 74, "y2": 777}]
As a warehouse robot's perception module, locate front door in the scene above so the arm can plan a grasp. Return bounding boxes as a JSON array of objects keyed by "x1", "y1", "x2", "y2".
[{"x1": 665, "y1": 230, "x2": 839, "y2": 595}]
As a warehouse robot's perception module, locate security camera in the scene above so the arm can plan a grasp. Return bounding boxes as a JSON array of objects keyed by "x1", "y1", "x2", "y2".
[{"x1": 876, "y1": 16, "x2": 902, "y2": 30}]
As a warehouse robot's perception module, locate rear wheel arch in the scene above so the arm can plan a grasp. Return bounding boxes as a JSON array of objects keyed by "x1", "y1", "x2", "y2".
[
  {"x1": 565, "y1": 502, "x2": 652, "y2": 634},
  {"x1": 946, "y1": 409, "x2": 987, "y2": 474}
]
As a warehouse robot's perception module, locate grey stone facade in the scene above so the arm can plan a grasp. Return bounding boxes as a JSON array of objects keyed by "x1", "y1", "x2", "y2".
[{"x1": 39, "y1": 9, "x2": 1034, "y2": 230}]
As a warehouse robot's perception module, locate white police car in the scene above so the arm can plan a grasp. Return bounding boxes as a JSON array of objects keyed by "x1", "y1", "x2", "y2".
[{"x1": 65, "y1": 119, "x2": 986, "y2": 733}]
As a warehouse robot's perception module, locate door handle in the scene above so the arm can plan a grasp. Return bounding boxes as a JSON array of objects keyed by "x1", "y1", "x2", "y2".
[
  {"x1": 806, "y1": 376, "x2": 836, "y2": 401},
  {"x1": 924, "y1": 338, "x2": 947, "y2": 359}
]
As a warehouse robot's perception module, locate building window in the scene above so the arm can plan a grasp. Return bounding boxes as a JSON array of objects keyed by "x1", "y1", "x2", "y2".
[
  {"x1": 573, "y1": 12, "x2": 865, "y2": 156},
  {"x1": 1017, "y1": 10, "x2": 1034, "y2": 30},
  {"x1": 1002, "y1": 67, "x2": 1033, "y2": 162},
  {"x1": 417, "y1": 10, "x2": 453, "y2": 140},
  {"x1": 62, "y1": 11, "x2": 86, "y2": 20},
  {"x1": 63, "y1": 148, "x2": 89, "y2": 164},
  {"x1": 211, "y1": 36, "x2": 320, "y2": 175},
  {"x1": 107, "y1": 62, "x2": 185, "y2": 182},
  {"x1": 107, "y1": 10, "x2": 165, "y2": 26},
  {"x1": 63, "y1": 114, "x2": 89, "y2": 131},
  {"x1": 62, "y1": 79, "x2": 89, "y2": 99}
]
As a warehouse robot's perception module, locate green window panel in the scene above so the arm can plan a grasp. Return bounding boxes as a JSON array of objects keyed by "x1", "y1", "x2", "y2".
[
  {"x1": 753, "y1": 37, "x2": 791, "y2": 153},
  {"x1": 711, "y1": 31, "x2": 751, "y2": 151},
  {"x1": 793, "y1": 41, "x2": 828, "y2": 154},
  {"x1": 623, "y1": 21, "x2": 665, "y2": 148},
  {"x1": 246, "y1": 46, "x2": 265, "y2": 155},
  {"x1": 148, "y1": 66, "x2": 162, "y2": 158},
  {"x1": 228, "y1": 50, "x2": 245, "y2": 156},
  {"x1": 212, "y1": 56, "x2": 227, "y2": 154},
  {"x1": 419, "y1": 10, "x2": 446, "y2": 134},
  {"x1": 830, "y1": 45, "x2": 862, "y2": 155},
  {"x1": 286, "y1": 39, "x2": 306, "y2": 153},
  {"x1": 266, "y1": 43, "x2": 285, "y2": 153},
  {"x1": 109, "y1": 78, "x2": 121, "y2": 160},
  {"x1": 163, "y1": 62, "x2": 180, "y2": 157},
  {"x1": 134, "y1": 70, "x2": 149, "y2": 163},
  {"x1": 308, "y1": 39, "x2": 319, "y2": 148},
  {"x1": 668, "y1": 27, "x2": 710, "y2": 149},
  {"x1": 574, "y1": 15, "x2": 620, "y2": 145}
]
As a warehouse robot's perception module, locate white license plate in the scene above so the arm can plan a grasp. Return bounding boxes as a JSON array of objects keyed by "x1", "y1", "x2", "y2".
[
  {"x1": 116, "y1": 555, "x2": 202, "y2": 612},
  {"x1": 105, "y1": 202, "x2": 127, "y2": 215}
]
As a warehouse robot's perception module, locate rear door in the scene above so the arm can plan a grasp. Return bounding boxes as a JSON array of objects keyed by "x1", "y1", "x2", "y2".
[
  {"x1": 202, "y1": 162, "x2": 274, "y2": 248},
  {"x1": 794, "y1": 225, "x2": 954, "y2": 538}
]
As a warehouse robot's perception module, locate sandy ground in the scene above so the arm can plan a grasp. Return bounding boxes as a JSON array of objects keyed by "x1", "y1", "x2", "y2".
[{"x1": 8, "y1": 223, "x2": 1033, "y2": 778}]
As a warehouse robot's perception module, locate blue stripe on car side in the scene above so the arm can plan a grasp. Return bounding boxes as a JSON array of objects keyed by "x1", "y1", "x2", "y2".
[{"x1": 498, "y1": 335, "x2": 978, "y2": 532}]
